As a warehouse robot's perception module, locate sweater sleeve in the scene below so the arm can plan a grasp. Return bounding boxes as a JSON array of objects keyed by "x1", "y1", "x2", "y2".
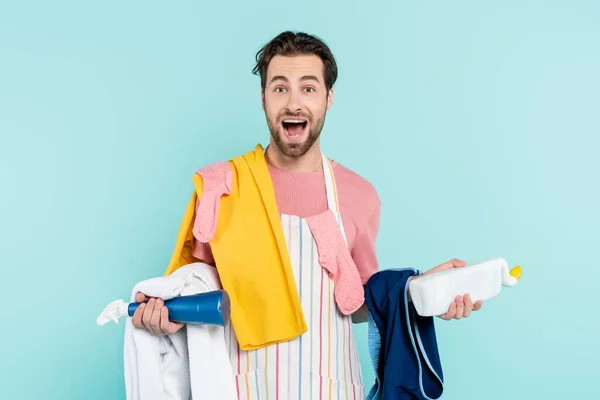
[{"x1": 351, "y1": 201, "x2": 381, "y2": 285}]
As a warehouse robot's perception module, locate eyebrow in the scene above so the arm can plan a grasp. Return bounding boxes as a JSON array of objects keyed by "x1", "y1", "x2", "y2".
[{"x1": 269, "y1": 75, "x2": 321, "y2": 85}]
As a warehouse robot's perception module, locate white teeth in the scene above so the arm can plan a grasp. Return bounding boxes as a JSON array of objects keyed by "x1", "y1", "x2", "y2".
[{"x1": 283, "y1": 119, "x2": 305, "y2": 123}]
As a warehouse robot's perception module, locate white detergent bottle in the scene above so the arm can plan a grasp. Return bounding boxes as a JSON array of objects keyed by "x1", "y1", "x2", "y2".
[{"x1": 408, "y1": 257, "x2": 522, "y2": 317}]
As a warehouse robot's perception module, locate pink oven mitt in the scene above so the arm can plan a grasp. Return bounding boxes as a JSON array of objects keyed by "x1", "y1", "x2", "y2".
[
  {"x1": 306, "y1": 210, "x2": 365, "y2": 315},
  {"x1": 193, "y1": 161, "x2": 233, "y2": 243}
]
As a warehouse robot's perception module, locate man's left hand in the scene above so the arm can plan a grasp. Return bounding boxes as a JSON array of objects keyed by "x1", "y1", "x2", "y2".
[
  {"x1": 437, "y1": 293, "x2": 482, "y2": 321},
  {"x1": 416, "y1": 258, "x2": 483, "y2": 321}
]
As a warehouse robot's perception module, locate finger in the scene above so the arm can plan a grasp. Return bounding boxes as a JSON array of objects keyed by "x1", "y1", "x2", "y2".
[
  {"x1": 438, "y1": 301, "x2": 456, "y2": 320},
  {"x1": 160, "y1": 306, "x2": 172, "y2": 334},
  {"x1": 451, "y1": 258, "x2": 467, "y2": 268},
  {"x1": 142, "y1": 298, "x2": 157, "y2": 333},
  {"x1": 437, "y1": 313, "x2": 450, "y2": 321},
  {"x1": 161, "y1": 306, "x2": 184, "y2": 335},
  {"x1": 150, "y1": 298, "x2": 164, "y2": 335},
  {"x1": 136, "y1": 292, "x2": 148, "y2": 303},
  {"x1": 131, "y1": 303, "x2": 145, "y2": 327},
  {"x1": 473, "y1": 300, "x2": 483, "y2": 311},
  {"x1": 454, "y1": 295, "x2": 464, "y2": 319},
  {"x1": 463, "y1": 294, "x2": 473, "y2": 318}
]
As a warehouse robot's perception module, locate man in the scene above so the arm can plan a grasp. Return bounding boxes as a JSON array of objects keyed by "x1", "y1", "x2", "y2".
[{"x1": 132, "y1": 31, "x2": 482, "y2": 398}]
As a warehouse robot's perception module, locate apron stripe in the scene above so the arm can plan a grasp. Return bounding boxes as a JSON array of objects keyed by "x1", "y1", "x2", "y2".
[
  {"x1": 245, "y1": 352, "x2": 250, "y2": 399},
  {"x1": 298, "y1": 220, "x2": 303, "y2": 400},
  {"x1": 287, "y1": 218, "x2": 292, "y2": 400},
  {"x1": 236, "y1": 330, "x2": 241, "y2": 398},
  {"x1": 310, "y1": 235, "x2": 315, "y2": 400},
  {"x1": 264, "y1": 347, "x2": 269, "y2": 400},
  {"x1": 276, "y1": 343, "x2": 280, "y2": 400},
  {"x1": 347, "y1": 317, "x2": 357, "y2": 400},
  {"x1": 342, "y1": 311, "x2": 348, "y2": 400},
  {"x1": 335, "y1": 196, "x2": 344, "y2": 400},
  {"x1": 319, "y1": 266, "x2": 324, "y2": 400},
  {"x1": 287, "y1": 341, "x2": 291, "y2": 400},
  {"x1": 328, "y1": 277, "x2": 332, "y2": 400},
  {"x1": 336, "y1": 282, "x2": 340, "y2": 400},
  {"x1": 255, "y1": 350, "x2": 261, "y2": 400}
]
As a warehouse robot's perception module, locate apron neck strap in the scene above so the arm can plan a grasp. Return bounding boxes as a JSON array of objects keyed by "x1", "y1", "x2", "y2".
[
  {"x1": 263, "y1": 145, "x2": 340, "y2": 213},
  {"x1": 321, "y1": 152, "x2": 339, "y2": 213}
]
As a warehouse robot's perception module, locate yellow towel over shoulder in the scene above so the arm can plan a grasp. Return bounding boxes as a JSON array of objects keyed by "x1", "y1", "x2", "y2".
[{"x1": 164, "y1": 144, "x2": 308, "y2": 350}]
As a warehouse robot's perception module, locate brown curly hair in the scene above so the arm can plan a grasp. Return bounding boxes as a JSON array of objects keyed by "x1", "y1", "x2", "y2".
[{"x1": 252, "y1": 31, "x2": 338, "y2": 93}]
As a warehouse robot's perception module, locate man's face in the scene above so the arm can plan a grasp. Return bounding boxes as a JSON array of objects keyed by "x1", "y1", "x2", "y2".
[{"x1": 262, "y1": 54, "x2": 333, "y2": 158}]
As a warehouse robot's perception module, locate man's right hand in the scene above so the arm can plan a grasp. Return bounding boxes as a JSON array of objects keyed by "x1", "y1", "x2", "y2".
[{"x1": 131, "y1": 292, "x2": 185, "y2": 335}]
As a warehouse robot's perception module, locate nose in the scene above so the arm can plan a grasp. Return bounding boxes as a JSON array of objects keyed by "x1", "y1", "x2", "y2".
[{"x1": 285, "y1": 89, "x2": 302, "y2": 114}]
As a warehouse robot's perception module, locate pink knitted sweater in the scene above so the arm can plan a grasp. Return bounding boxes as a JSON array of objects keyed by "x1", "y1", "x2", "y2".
[{"x1": 191, "y1": 161, "x2": 381, "y2": 285}]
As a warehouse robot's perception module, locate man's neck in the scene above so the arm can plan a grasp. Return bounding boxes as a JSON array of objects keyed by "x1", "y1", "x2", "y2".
[{"x1": 265, "y1": 141, "x2": 323, "y2": 173}]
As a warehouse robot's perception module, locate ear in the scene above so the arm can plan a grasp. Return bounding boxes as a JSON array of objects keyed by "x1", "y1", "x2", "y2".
[
  {"x1": 261, "y1": 91, "x2": 265, "y2": 110},
  {"x1": 326, "y1": 88, "x2": 334, "y2": 110}
]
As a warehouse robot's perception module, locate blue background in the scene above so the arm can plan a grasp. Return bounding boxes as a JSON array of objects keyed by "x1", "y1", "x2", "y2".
[{"x1": 1, "y1": 1, "x2": 599, "y2": 399}]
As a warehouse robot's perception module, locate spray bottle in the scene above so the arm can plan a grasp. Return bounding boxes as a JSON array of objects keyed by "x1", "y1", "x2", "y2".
[{"x1": 96, "y1": 290, "x2": 230, "y2": 326}]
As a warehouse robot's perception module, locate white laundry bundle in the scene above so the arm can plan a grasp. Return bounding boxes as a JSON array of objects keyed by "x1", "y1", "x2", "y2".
[{"x1": 121, "y1": 262, "x2": 237, "y2": 400}]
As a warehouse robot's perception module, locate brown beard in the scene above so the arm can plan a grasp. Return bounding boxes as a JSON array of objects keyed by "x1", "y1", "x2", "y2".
[{"x1": 266, "y1": 109, "x2": 326, "y2": 158}]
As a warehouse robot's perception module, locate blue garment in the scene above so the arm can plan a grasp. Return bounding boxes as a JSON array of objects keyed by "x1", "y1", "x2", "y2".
[{"x1": 365, "y1": 268, "x2": 444, "y2": 400}]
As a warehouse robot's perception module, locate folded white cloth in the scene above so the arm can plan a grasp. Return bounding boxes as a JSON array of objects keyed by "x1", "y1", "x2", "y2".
[{"x1": 123, "y1": 262, "x2": 237, "y2": 400}]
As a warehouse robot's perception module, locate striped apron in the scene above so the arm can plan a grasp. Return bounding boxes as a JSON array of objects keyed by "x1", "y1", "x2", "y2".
[{"x1": 225, "y1": 150, "x2": 365, "y2": 400}]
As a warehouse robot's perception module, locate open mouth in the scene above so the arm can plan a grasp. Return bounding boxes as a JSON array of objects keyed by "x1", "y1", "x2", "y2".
[{"x1": 282, "y1": 119, "x2": 308, "y2": 140}]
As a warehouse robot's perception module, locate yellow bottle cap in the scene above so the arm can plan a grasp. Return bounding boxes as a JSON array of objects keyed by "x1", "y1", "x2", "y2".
[{"x1": 510, "y1": 265, "x2": 522, "y2": 280}]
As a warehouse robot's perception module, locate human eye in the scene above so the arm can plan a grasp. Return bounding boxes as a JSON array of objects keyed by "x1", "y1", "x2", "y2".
[
  {"x1": 304, "y1": 86, "x2": 316, "y2": 93},
  {"x1": 274, "y1": 86, "x2": 287, "y2": 93}
]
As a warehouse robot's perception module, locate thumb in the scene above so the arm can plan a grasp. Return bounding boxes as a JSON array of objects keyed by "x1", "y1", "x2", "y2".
[
  {"x1": 432, "y1": 258, "x2": 466, "y2": 273},
  {"x1": 449, "y1": 258, "x2": 467, "y2": 268},
  {"x1": 135, "y1": 292, "x2": 148, "y2": 303}
]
